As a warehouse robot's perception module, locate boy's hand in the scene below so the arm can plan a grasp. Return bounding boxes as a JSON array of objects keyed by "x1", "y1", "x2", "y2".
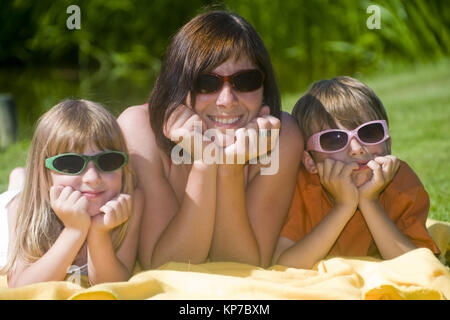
[
  {"x1": 50, "y1": 185, "x2": 91, "y2": 232},
  {"x1": 358, "y1": 155, "x2": 400, "y2": 201},
  {"x1": 317, "y1": 159, "x2": 359, "y2": 208},
  {"x1": 90, "y1": 194, "x2": 132, "y2": 232}
]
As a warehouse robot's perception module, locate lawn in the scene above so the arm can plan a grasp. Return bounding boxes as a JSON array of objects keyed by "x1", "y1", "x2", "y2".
[{"x1": 1, "y1": 59, "x2": 449, "y2": 221}]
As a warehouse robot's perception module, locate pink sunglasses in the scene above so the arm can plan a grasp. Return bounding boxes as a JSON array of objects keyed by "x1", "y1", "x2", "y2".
[{"x1": 307, "y1": 120, "x2": 390, "y2": 153}]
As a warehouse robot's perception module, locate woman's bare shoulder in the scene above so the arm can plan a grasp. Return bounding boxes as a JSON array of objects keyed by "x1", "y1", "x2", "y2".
[
  {"x1": 279, "y1": 111, "x2": 304, "y2": 152},
  {"x1": 117, "y1": 104, "x2": 149, "y2": 129}
]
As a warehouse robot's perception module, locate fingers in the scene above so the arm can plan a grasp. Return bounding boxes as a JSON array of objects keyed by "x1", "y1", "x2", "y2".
[
  {"x1": 164, "y1": 104, "x2": 206, "y2": 141},
  {"x1": 49, "y1": 185, "x2": 64, "y2": 203},
  {"x1": 319, "y1": 159, "x2": 359, "y2": 182},
  {"x1": 98, "y1": 194, "x2": 132, "y2": 229},
  {"x1": 372, "y1": 155, "x2": 399, "y2": 183}
]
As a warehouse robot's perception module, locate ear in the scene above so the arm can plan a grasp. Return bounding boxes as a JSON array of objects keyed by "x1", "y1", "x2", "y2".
[
  {"x1": 185, "y1": 91, "x2": 193, "y2": 109},
  {"x1": 302, "y1": 151, "x2": 318, "y2": 174},
  {"x1": 386, "y1": 138, "x2": 392, "y2": 154},
  {"x1": 259, "y1": 105, "x2": 270, "y2": 116}
]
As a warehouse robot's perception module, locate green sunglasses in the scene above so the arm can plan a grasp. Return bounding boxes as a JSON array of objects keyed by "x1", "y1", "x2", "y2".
[{"x1": 45, "y1": 151, "x2": 128, "y2": 175}]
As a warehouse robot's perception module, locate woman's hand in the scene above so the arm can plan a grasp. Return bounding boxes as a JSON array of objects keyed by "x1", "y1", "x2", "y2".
[
  {"x1": 317, "y1": 159, "x2": 359, "y2": 208},
  {"x1": 90, "y1": 194, "x2": 132, "y2": 233},
  {"x1": 164, "y1": 104, "x2": 214, "y2": 161},
  {"x1": 50, "y1": 185, "x2": 91, "y2": 232},
  {"x1": 223, "y1": 106, "x2": 280, "y2": 164},
  {"x1": 358, "y1": 155, "x2": 400, "y2": 202}
]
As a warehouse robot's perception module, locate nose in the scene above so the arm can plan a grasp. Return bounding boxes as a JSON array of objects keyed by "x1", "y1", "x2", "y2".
[
  {"x1": 216, "y1": 82, "x2": 237, "y2": 109},
  {"x1": 347, "y1": 137, "x2": 366, "y2": 156},
  {"x1": 81, "y1": 161, "x2": 101, "y2": 185}
]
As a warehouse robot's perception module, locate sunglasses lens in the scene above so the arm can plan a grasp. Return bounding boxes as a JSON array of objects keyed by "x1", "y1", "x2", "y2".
[
  {"x1": 320, "y1": 131, "x2": 348, "y2": 152},
  {"x1": 97, "y1": 152, "x2": 126, "y2": 172},
  {"x1": 195, "y1": 74, "x2": 222, "y2": 94},
  {"x1": 233, "y1": 70, "x2": 264, "y2": 92},
  {"x1": 52, "y1": 155, "x2": 85, "y2": 174},
  {"x1": 358, "y1": 122, "x2": 385, "y2": 144}
]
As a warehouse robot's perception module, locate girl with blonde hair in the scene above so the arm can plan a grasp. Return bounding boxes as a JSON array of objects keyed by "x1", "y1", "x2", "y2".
[{"x1": 0, "y1": 99, "x2": 143, "y2": 287}]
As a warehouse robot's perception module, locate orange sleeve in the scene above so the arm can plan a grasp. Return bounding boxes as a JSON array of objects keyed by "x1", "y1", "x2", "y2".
[
  {"x1": 383, "y1": 162, "x2": 440, "y2": 255},
  {"x1": 280, "y1": 172, "x2": 311, "y2": 242}
]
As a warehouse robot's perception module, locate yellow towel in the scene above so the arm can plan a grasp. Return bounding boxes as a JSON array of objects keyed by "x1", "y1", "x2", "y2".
[
  {"x1": 0, "y1": 248, "x2": 448, "y2": 300},
  {"x1": 426, "y1": 219, "x2": 450, "y2": 265}
]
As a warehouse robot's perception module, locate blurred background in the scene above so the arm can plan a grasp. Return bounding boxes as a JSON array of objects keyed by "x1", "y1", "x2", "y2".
[{"x1": 0, "y1": 0, "x2": 448, "y2": 221}]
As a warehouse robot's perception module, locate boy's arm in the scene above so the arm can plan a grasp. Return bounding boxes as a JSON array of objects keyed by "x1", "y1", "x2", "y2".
[
  {"x1": 275, "y1": 203, "x2": 356, "y2": 269},
  {"x1": 358, "y1": 156, "x2": 416, "y2": 259},
  {"x1": 276, "y1": 159, "x2": 359, "y2": 269},
  {"x1": 358, "y1": 199, "x2": 416, "y2": 259}
]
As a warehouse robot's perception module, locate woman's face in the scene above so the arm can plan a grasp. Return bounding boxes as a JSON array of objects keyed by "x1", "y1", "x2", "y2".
[{"x1": 191, "y1": 54, "x2": 264, "y2": 132}]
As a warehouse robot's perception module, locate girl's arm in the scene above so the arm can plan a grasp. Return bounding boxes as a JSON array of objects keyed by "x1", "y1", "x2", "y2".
[
  {"x1": 7, "y1": 197, "x2": 88, "y2": 287},
  {"x1": 117, "y1": 106, "x2": 217, "y2": 269},
  {"x1": 87, "y1": 190, "x2": 143, "y2": 284},
  {"x1": 211, "y1": 113, "x2": 303, "y2": 267}
]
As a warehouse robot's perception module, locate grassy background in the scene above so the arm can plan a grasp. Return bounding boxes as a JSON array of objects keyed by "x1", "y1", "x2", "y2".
[{"x1": 0, "y1": 59, "x2": 449, "y2": 222}]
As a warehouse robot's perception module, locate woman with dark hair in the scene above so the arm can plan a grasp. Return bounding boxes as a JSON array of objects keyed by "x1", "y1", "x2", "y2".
[{"x1": 118, "y1": 10, "x2": 303, "y2": 268}]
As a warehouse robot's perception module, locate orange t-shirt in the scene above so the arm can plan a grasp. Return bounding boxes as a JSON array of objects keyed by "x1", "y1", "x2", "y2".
[{"x1": 281, "y1": 160, "x2": 440, "y2": 257}]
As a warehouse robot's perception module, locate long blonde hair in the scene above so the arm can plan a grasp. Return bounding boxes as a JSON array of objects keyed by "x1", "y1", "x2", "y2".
[{"x1": 1, "y1": 99, "x2": 135, "y2": 275}]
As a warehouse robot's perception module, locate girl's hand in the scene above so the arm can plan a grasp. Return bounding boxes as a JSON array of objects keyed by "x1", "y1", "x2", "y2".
[
  {"x1": 317, "y1": 159, "x2": 359, "y2": 208},
  {"x1": 50, "y1": 185, "x2": 91, "y2": 232},
  {"x1": 223, "y1": 106, "x2": 280, "y2": 164},
  {"x1": 358, "y1": 155, "x2": 400, "y2": 201},
  {"x1": 90, "y1": 194, "x2": 132, "y2": 232}
]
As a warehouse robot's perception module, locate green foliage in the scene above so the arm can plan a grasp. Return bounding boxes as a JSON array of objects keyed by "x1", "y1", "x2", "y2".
[
  {"x1": 224, "y1": 0, "x2": 450, "y2": 91},
  {"x1": 1, "y1": 0, "x2": 449, "y2": 92}
]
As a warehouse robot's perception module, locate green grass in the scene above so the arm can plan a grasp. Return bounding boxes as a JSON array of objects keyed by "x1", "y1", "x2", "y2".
[
  {"x1": 283, "y1": 59, "x2": 450, "y2": 222},
  {"x1": 1, "y1": 59, "x2": 449, "y2": 222}
]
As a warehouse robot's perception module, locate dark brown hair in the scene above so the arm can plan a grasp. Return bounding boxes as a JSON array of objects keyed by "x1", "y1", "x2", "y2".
[{"x1": 148, "y1": 10, "x2": 281, "y2": 154}]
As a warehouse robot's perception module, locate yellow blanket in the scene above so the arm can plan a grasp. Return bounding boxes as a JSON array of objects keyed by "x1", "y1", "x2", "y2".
[
  {"x1": 1, "y1": 219, "x2": 449, "y2": 300},
  {"x1": 0, "y1": 248, "x2": 448, "y2": 300}
]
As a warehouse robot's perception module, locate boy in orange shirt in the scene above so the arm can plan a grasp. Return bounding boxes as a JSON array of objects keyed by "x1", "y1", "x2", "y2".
[{"x1": 274, "y1": 76, "x2": 439, "y2": 269}]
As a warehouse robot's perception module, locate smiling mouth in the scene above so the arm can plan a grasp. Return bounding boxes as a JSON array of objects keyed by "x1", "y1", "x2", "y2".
[
  {"x1": 356, "y1": 162, "x2": 369, "y2": 171},
  {"x1": 81, "y1": 191, "x2": 104, "y2": 199},
  {"x1": 208, "y1": 115, "x2": 242, "y2": 126}
]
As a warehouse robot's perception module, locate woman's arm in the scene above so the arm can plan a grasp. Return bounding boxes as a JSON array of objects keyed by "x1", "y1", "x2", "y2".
[
  {"x1": 117, "y1": 106, "x2": 217, "y2": 269},
  {"x1": 211, "y1": 112, "x2": 304, "y2": 267}
]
